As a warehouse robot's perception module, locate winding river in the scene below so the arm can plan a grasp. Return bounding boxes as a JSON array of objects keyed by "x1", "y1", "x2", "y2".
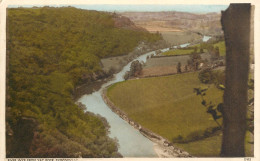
[{"x1": 77, "y1": 36, "x2": 211, "y2": 157}]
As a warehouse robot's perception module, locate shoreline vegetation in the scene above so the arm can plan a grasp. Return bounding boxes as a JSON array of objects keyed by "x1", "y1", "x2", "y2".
[{"x1": 73, "y1": 41, "x2": 168, "y2": 100}]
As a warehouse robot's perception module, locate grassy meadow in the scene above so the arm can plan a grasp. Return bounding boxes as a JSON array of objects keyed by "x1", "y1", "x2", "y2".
[
  {"x1": 175, "y1": 131, "x2": 253, "y2": 157},
  {"x1": 107, "y1": 72, "x2": 253, "y2": 157},
  {"x1": 107, "y1": 72, "x2": 222, "y2": 141},
  {"x1": 161, "y1": 40, "x2": 226, "y2": 57},
  {"x1": 162, "y1": 49, "x2": 194, "y2": 56}
]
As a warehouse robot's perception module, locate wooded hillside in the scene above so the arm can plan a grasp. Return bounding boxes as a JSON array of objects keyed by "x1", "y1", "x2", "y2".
[{"x1": 6, "y1": 7, "x2": 161, "y2": 157}]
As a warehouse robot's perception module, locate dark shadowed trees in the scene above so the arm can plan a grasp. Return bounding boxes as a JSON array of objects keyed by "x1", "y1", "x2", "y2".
[
  {"x1": 177, "y1": 62, "x2": 182, "y2": 73},
  {"x1": 130, "y1": 60, "x2": 143, "y2": 77},
  {"x1": 189, "y1": 51, "x2": 201, "y2": 71}
]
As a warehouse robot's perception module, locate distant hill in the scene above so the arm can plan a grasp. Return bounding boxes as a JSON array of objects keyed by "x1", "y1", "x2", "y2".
[
  {"x1": 112, "y1": 13, "x2": 147, "y2": 31},
  {"x1": 120, "y1": 11, "x2": 222, "y2": 35}
]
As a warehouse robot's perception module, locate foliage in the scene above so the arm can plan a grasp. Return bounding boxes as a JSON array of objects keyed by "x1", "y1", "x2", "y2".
[
  {"x1": 247, "y1": 79, "x2": 254, "y2": 135},
  {"x1": 6, "y1": 7, "x2": 161, "y2": 157},
  {"x1": 197, "y1": 68, "x2": 253, "y2": 133},
  {"x1": 196, "y1": 68, "x2": 254, "y2": 145},
  {"x1": 198, "y1": 68, "x2": 225, "y2": 85},
  {"x1": 188, "y1": 50, "x2": 202, "y2": 71},
  {"x1": 124, "y1": 60, "x2": 143, "y2": 80},
  {"x1": 198, "y1": 68, "x2": 214, "y2": 84},
  {"x1": 190, "y1": 40, "x2": 226, "y2": 57},
  {"x1": 193, "y1": 87, "x2": 223, "y2": 127},
  {"x1": 124, "y1": 71, "x2": 131, "y2": 80},
  {"x1": 177, "y1": 62, "x2": 182, "y2": 73}
]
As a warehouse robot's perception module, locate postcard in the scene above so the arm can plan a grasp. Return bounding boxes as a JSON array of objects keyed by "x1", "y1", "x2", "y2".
[{"x1": 0, "y1": 0, "x2": 259, "y2": 160}]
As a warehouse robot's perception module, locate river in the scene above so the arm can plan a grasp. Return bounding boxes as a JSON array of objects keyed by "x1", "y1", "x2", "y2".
[{"x1": 77, "y1": 36, "x2": 211, "y2": 157}]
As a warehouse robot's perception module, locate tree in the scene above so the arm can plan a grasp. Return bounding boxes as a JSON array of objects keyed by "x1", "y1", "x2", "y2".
[
  {"x1": 124, "y1": 71, "x2": 130, "y2": 80},
  {"x1": 220, "y1": 4, "x2": 251, "y2": 157},
  {"x1": 193, "y1": 87, "x2": 223, "y2": 128},
  {"x1": 185, "y1": 65, "x2": 188, "y2": 72},
  {"x1": 6, "y1": 7, "x2": 162, "y2": 157},
  {"x1": 198, "y1": 68, "x2": 213, "y2": 84},
  {"x1": 200, "y1": 48, "x2": 203, "y2": 53},
  {"x1": 129, "y1": 60, "x2": 142, "y2": 77},
  {"x1": 215, "y1": 46, "x2": 220, "y2": 57},
  {"x1": 177, "y1": 62, "x2": 182, "y2": 73},
  {"x1": 189, "y1": 52, "x2": 201, "y2": 71}
]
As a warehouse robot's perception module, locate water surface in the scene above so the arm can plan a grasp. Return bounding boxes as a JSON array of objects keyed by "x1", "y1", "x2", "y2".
[{"x1": 78, "y1": 51, "x2": 159, "y2": 157}]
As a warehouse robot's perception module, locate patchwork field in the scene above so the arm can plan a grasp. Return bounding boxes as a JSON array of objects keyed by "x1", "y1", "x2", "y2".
[
  {"x1": 107, "y1": 72, "x2": 253, "y2": 157},
  {"x1": 145, "y1": 53, "x2": 211, "y2": 68},
  {"x1": 141, "y1": 54, "x2": 211, "y2": 77}
]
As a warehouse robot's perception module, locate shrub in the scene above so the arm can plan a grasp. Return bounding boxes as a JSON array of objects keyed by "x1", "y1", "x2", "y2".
[
  {"x1": 124, "y1": 71, "x2": 130, "y2": 80},
  {"x1": 198, "y1": 68, "x2": 214, "y2": 84}
]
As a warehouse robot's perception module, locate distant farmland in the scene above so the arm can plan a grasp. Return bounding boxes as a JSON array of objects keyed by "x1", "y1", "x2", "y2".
[
  {"x1": 160, "y1": 31, "x2": 202, "y2": 46},
  {"x1": 141, "y1": 53, "x2": 211, "y2": 77},
  {"x1": 144, "y1": 53, "x2": 211, "y2": 68}
]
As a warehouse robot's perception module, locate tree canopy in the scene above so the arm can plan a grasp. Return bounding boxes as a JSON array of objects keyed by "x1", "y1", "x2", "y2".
[{"x1": 6, "y1": 7, "x2": 161, "y2": 157}]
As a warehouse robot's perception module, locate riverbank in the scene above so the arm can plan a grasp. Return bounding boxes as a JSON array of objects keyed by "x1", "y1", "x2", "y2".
[
  {"x1": 73, "y1": 41, "x2": 168, "y2": 101},
  {"x1": 102, "y1": 86, "x2": 192, "y2": 158},
  {"x1": 73, "y1": 35, "x2": 209, "y2": 100}
]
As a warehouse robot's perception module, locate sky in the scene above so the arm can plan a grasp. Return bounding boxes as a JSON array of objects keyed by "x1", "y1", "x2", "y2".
[{"x1": 8, "y1": 4, "x2": 229, "y2": 13}]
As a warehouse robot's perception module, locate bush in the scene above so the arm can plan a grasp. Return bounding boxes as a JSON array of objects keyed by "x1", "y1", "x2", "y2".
[
  {"x1": 124, "y1": 71, "x2": 130, "y2": 80},
  {"x1": 212, "y1": 70, "x2": 225, "y2": 86},
  {"x1": 198, "y1": 68, "x2": 225, "y2": 86},
  {"x1": 198, "y1": 68, "x2": 214, "y2": 84},
  {"x1": 129, "y1": 60, "x2": 142, "y2": 77}
]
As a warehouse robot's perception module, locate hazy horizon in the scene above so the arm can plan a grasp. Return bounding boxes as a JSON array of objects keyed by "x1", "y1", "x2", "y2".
[{"x1": 8, "y1": 4, "x2": 229, "y2": 13}]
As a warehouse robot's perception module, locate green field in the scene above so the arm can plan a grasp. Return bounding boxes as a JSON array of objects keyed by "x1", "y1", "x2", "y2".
[
  {"x1": 107, "y1": 72, "x2": 253, "y2": 157},
  {"x1": 161, "y1": 40, "x2": 226, "y2": 57},
  {"x1": 107, "y1": 72, "x2": 222, "y2": 141},
  {"x1": 213, "y1": 41, "x2": 226, "y2": 56},
  {"x1": 162, "y1": 49, "x2": 194, "y2": 56},
  {"x1": 176, "y1": 131, "x2": 253, "y2": 157},
  {"x1": 190, "y1": 43, "x2": 201, "y2": 48}
]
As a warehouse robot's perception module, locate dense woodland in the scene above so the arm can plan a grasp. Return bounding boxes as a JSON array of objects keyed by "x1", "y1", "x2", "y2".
[{"x1": 6, "y1": 7, "x2": 161, "y2": 157}]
